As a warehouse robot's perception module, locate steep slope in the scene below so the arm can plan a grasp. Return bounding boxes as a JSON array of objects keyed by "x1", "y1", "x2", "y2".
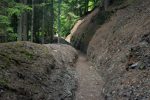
[
  {"x1": 69, "y1": 0, "x2": 130, "y2": 53},
  {"x1": 0, "y1": 42, "x2": 78, "y2": 100},
  {"x1": 88, "y1": 0, "x2": 150, "y2": 99},
  {"x1": 70, "y1": 0, "x2": 150, "y2": 99},
  {"x1": 69, "y1": 8, "x2": 104, "y2": 53}
]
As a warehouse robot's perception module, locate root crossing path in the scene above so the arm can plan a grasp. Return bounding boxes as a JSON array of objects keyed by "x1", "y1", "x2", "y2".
[{"x1": 75, "y1": 52, "x2": 104, "y2": 100}]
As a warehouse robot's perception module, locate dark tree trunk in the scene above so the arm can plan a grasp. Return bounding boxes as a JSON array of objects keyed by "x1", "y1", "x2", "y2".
[
  {"x1": 31, "y1": 0, "x2": 35, "y2": 42},
  {"x1": 104, "y1": 0, "x2": 111, "y2": 11},
  {"x1": 22, "y1": 0, "x2": 28, "y2": 41},
  {"x1": 44, "y1": 0, "x2": 54, "y2": 43},
  {"x1": 17, "y1": 14, "x2": 23, "y2": 41},
  {"x1": 17, "y1": 0, "x2": 28, "y2": 41},
  {"x1": 57, "y1": 0, "x2": 61, "y2": 43},
  {"x1": 48, "y1": 0, "x2": 54, "y2": 43}
]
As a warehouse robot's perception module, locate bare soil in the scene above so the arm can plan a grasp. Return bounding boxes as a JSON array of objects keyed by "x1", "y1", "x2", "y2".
[
  {"x1": 69, "y1": 0, "x2": 150, "y2": 99},
  {"x1": 87, "y1": 0, "x2": 150, "y2": 99},
  {"x1": 75, "y1": 52, "x2": 104, "y2": 100}
]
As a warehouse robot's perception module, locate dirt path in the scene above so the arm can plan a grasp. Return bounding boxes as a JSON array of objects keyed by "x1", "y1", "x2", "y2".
[{"x1": 75, "y1": 52, "x2": 104, "y2": 100}]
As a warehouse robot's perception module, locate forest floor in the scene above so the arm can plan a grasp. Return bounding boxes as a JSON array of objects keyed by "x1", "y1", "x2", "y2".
[{"x1": 75, "y1": 52, "x2": 104, "y2": 100}]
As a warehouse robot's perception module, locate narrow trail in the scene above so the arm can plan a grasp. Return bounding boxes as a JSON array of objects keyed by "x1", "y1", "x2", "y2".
[{"x1": 75, "y1": 52, "x2": 104, "y2": 100}]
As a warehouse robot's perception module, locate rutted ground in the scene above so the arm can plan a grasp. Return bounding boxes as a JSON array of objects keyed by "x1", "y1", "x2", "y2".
[{"x1": 75, "y1": 52, "x2": 104, "y2": 100}]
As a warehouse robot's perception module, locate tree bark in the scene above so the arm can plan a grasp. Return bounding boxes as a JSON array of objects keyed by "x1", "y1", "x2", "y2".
[
  {"x1": 41, "y1": 0, "x2": 45, "y2": 44},
  {"x1": 49, "y1": 0, "x2": 54, "y2": 43},
  {"x1": 31, "y1": 0, "x2": 35, "y2": 42},
  {"x1": 46, "y1": 0, "x2": 54, "y2": 43},
  {"x1": 17, "y1": 15, "x2": 22, "y2": 41},
  {"x1": 17, "y1": 0, "x2": 28, "y2": 41},
  {"x1": 22, "y1": 0, "x2": 28, "y2": 41},
  {"x1": 57, "y1": 0, "x2": 61, "y2": 43}
]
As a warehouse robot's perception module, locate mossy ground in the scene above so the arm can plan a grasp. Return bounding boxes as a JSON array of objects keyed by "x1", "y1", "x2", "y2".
[
  {"x1": 0, "y1": 41, "x2": 77, "y2": 100},
  {"x1": 0, "y1": 79, "x2": 8, "y2": 87}
]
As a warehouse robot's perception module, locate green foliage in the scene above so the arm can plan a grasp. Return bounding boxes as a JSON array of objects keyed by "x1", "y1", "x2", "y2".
[
  {"x1": 88, "y1": 0, "x2": 95, "y2": 11},
  {"x1": 54, "y1": 0, "x2": 102, "y2": 37},
  {"x1": 53, "y1": 0, "x2": 80, "y2": 37},
  {"x1": 7, "y1": 3, "x2": 32, "y2": 16},
  {"x1": 7, "y1": 32, "x2": 17, "y2": 41},
  {"x1": 60, "y1": 12, "x2": 79, "y2": 36},
  {"x1": 0, "y1": 0, "x2": 31, "y2": 38},
  {"x1": 0, "y1": 15, "x2": 9, "y2": 24},
  {"x1": 0, "y1": 0, "x2": 102, "y2": 42},
  {"x1": 0, "y1": 16, "x2": 9, "y2": 32}
]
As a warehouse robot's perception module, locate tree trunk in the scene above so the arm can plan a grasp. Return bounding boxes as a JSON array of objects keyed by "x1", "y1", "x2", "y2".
[
  {"x1": 31, "y1": 0, "x2": 35, "y2": 42},
  {"x1": 17, "y1": 14, "x2": 23, "y2": 41},
  {"x1": 57, "y1": 0, "x2": 61, "y2": 43},
  {"x1": 49, "y1": 0, "x2": 54, "y2": 43},
  {"x1": 17, "y1": 0, "x2": 28, "y2": 41},
  {"x1": 22, "y1": 0, "x2": 28, "y2": 41},
  {"x1": 41, "y1": 0, "x2": 45, "y2": 44}
]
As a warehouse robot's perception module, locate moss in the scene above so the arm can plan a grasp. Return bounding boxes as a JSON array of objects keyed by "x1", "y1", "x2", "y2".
[
  {"x1": 0, "y1": 54, "x2": 11, "y2": 69},
  {"x1": 111, "y1": 0, "x2": 136, "y2": 8},
  {"x1": 0, "y1": 64, "x2": 7, "y2": 69},
  {"x1": 112, "y1": 0, "x2": 126, "y2": 6},
  {"x1": 127, "y1": 0, "x2": 136, "y2": 5},
  {"x1": 0, "y1": 42, "x2": 52, "y2": 68},
  {"x1": 96, "y1": 11, "x2": 113, "y2": 25},
  {"x1": 0, "y1": 79, "x2": 8, "y2": 87},
  {"x1": 20, "y1": 50, "x2": 34, "y2": 59}
]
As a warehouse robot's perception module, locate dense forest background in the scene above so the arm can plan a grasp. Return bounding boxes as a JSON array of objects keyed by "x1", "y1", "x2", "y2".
[{"x1": 0, "y1": 0, "x2": 105, "y2": 43}]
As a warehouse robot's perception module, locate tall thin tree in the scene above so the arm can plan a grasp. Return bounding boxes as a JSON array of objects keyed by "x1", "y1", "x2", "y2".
[
  {"x1": 41, "y1": 0, "x2": 45, "y2": 44},
  {"x1": 31, "y1": 0, "x2": 35, "y2": 42},
  {"x1": 57, "y1": 0, "x2": 61, "y2": 43}
]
